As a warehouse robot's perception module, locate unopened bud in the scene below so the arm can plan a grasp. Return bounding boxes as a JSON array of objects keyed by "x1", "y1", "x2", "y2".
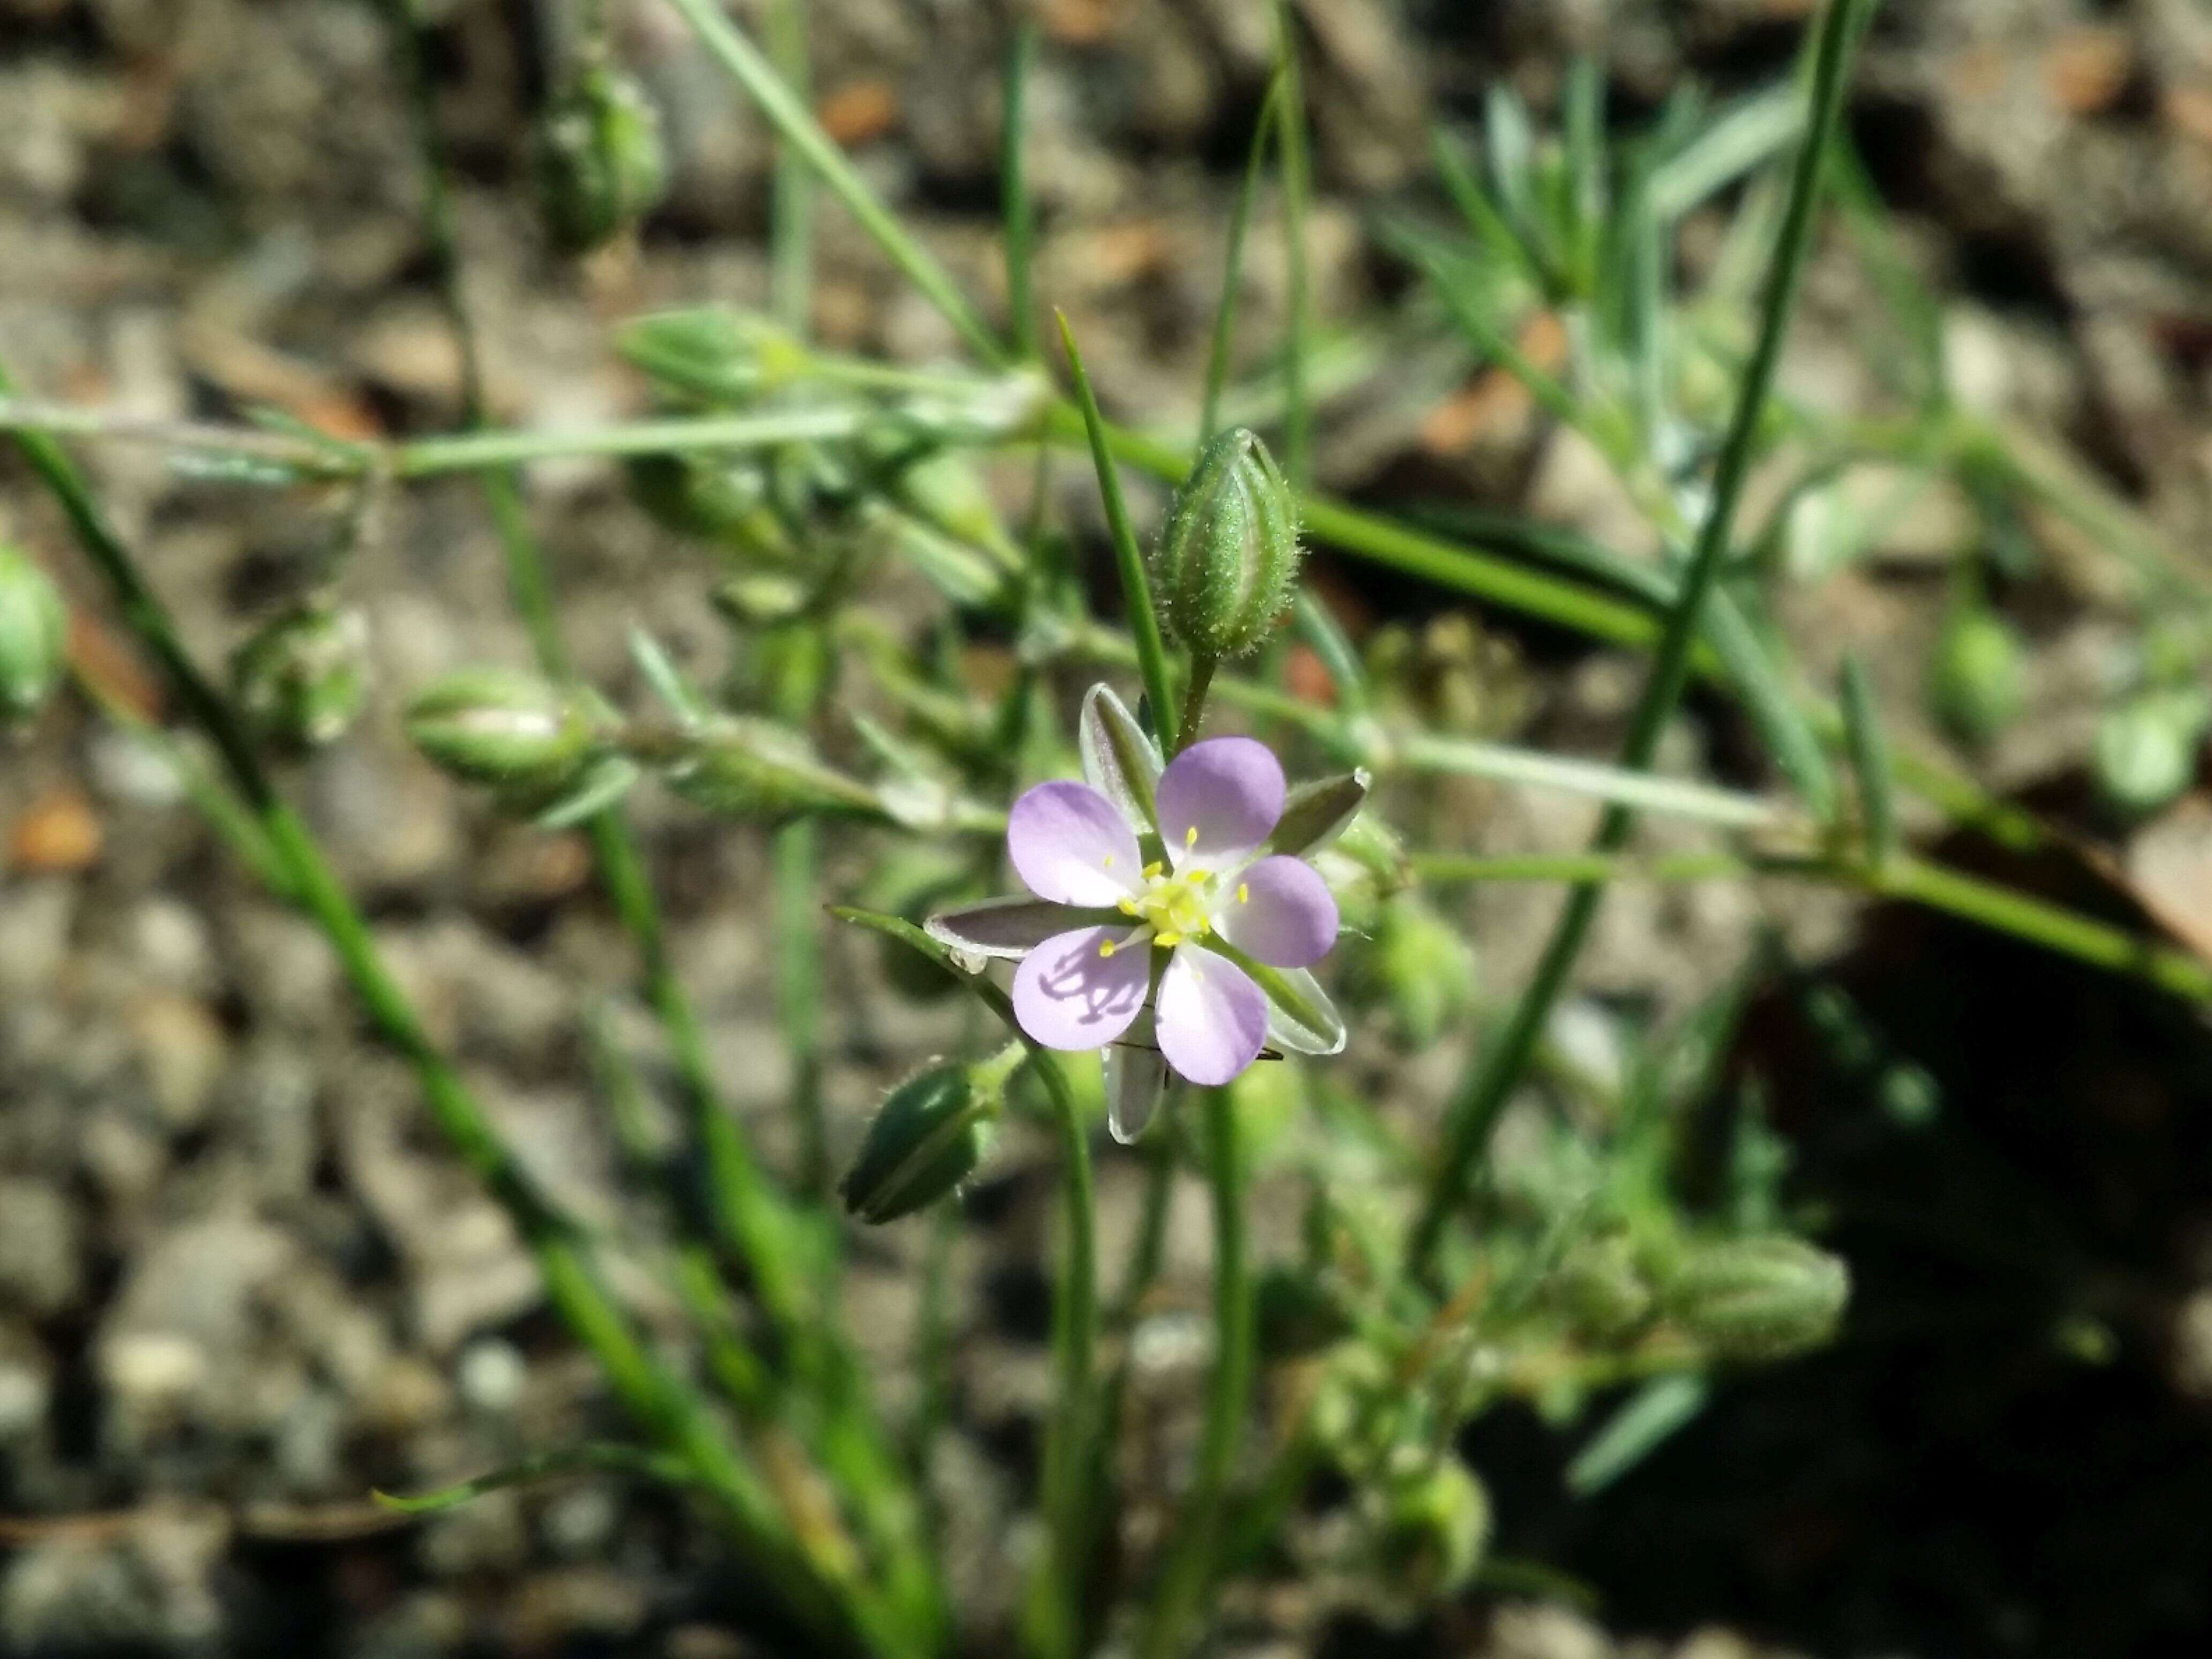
[
  {"x1": 1152, "y1": 427, "x2": 1301, "y2": 660},
  {"x1": 230, "y1": 602, "x2": 370, "y2": 749},
  {"x1": 1662, "y1": 1235, "x2": 1849, "y2": 1361},
  {"x1": 1346, "y1": 894, "x2": 1477, "y2": 1050},
  {"x1": 657, "y1": 715, "x2": 882, "y2": 823},
  {"x1": 1930, "y1": 607, "x2": 2023, "y2": 747},
  {"x1": 1366, "y1": 1458, "x2": 1490, "y2": 1602},
  {"x1": 2094, "y1": 687, "x2": 2208, "y2": 818},
  {"x1": 616, "y1": 309, "x2": 805, "y2": 406},
  {"x1": 1311, "y1": 810, "x2": 1411, "y2": 933},
  {"x1": 626, "y1": 454, "x2": 789, "y2": 558},
  {"x1": 841, "y1": 1051, "x2": 1015, "y2": 1224},
  {"x1": 404, "y1": 669, "x2": 602, "y2": 798},
  {"x1": 0, "y1": 542, "x2": 66, "y2": 724},
  {"x1": 534, "y1": 65, "x2": 668, "y2": 253}
]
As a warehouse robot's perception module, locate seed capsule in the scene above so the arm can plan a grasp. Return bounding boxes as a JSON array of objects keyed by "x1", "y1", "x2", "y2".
[
  {"x1": 1152, "y1": 427, "x2": 1301, "y2": 660},
  {"x1": 534, "y1": 64, "x2": 669, "y2": 253},
  {"x1": 841, "y1": 1055, "x2": 1012, "y2": 1224},
  {"x1": 0, "y1": 542, "x2": 67, "y2": 724},
  {"x1": 403, "y1": 668, "x2": 601, "y2": 798},
  {"x1": 1930, "y1": 606, "x2": 2023, "y2": 747}
]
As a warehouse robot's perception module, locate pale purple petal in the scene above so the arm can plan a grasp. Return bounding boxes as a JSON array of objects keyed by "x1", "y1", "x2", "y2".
[
  {"x1": 1214, "y1": 855, "x2": 1339, "y2": 968},
  {"x1": 927, "y1": 897, "x2": 1101, "y2": 961},
  {"x1": 1007, "y1": 780, "x2": 1143, "y2": 906},
  {"x1": 1104, "y1": 1044, "x2": 1169, "y2": 1144},
  {"x1": 1155, "y1": 737, "x2": 1285, "y2": 872},
  {"x1": 1155, "y1": 946, "x2": 1269, "y2": 1086},
  {"x1": 1011, "y1": 926, "x2": 1150, "y2": 1051},
  {"x1": 1078, "y1": 683, "x2": 1161, "y2": 836}
]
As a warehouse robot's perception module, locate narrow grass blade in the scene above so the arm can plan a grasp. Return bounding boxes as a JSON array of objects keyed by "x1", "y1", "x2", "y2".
[
  {"x1": 1565, "y1": 1375, "x2": 1709, "y2": 1496},
  {"x1": 1003, "y1": 19, "x2": 1040, "y2": 358},
  {"x1": 1272, "y1": 0, "x2": 1313, "y2": 485},
  {"x1": 375, "y1": 1444, "x2": 697, "y2": 1515},
  {"x1": 1840, "y1": 654, "x2": 1897, "y2": 864}
]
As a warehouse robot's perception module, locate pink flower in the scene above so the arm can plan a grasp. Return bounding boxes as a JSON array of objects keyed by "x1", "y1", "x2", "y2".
[{"x1": 929, "y1": 685, "x2": 1358, "y2": 1140}]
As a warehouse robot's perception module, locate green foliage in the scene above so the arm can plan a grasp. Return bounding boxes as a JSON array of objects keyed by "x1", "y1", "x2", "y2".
[
  {"x1": 0, "y1": 540, "x2": 66, "y2": 723},
  {"x1": 534, "y1": 64, "x2": 670, "y2": 253}
]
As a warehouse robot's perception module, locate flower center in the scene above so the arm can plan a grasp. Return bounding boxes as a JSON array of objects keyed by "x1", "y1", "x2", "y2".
[{"x1": 1117, "y1": 861, "x2": 1218, "y2": 948}]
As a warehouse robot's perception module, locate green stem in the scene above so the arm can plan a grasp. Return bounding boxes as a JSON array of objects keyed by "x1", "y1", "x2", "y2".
[
  {"x1": 1200, "y1": 74, "x2": 1283, "y2": 446},
  {"x1": 1, "y1": 381, "x2": 884, "y2": 1655},
  {"x1": 1138, "y1": 1087, "x2": 1252, "y2": 1659},
  {"x1": 773, "y1": 815, "x2": 829, "y2": 1197},
  {"x1": 659, "y1": 0, "x2": 1005, "y2": 367},
  {"x1": 767, "y1": 0, "x2": 813, "y2": 338},
  {"x1": 394, "y1": 407, "x2": 871, "y2": 476},
  {"x1": 1272, "y1": 0, "x2": 1313, "y2": 487},
  {"x1": 1057, "y1": 315, "x2": 1179, "y2": 748},
  {"x1": 1176, "y1": 655, "x2": 1218, "y2": 754},
  {"x1": 1406, "y1": 0, "x2": 1874, "y2": 1279},
  {"x1": 1031, "y1": 1047, "x2": 1101, "y2": 1659},
  {"x1": 1003, "y1": 20, "x2": 1041, "y2": 360}
]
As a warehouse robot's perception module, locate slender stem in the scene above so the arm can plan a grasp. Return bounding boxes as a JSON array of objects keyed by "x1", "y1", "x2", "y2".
[
  {"x1": 1410, "y1": 848, "x2": 2212, "y2": 1005},
  {"x1": 395, "y1": 407, "x2": 871, "y2": 476},
  {"x1": 1406, "y1": 0, "x2": 1874, "y2": 1279},
  {"x1": 1056, "y1": 315, "x2": 1178, "y2": 748},
  {"x1": 1138, "y1": 1087, "x2": 1252, "y2": 1659},
  {"x1": 1003, "y1": 20, "x2": 1041, "y2": 360},
  {"x1": 1271, "y1": 0, "x2": 1313, "y2": 487},
  {"x1": 767, "y1": 0, "x2": 813, "y2": 338},
  {"x1": 659, "y1": 0, "x2": 1005, "y2": 366},
  {"x1": 1200, "y1": 74, "x2": 1284, "y2": 447},
  {"x1": 0, "y1": 375, "x2": 887, "y2": 1656},
  {"x1": 1176, "y1": 655, "x2": 1217, "y2": 755},
  {"x1": 773, "y1": 812, "x2": 829, "y2": 1195}
]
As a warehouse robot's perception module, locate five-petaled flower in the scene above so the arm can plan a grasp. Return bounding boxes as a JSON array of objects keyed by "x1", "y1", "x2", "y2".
[{"x1": 929, "y1": 685, "x2": 1362, "y2": 1140}]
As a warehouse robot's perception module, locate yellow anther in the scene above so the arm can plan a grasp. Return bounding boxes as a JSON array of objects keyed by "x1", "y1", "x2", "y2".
[
  {"x1": 1102, "y1": 853, "x2": 1116, "y2": 868},
  {"x1": 1184, "y1": 825, "x2": 1199, "y2": 848},
  {"x1": 1117, "y1": 898, "x2": 1139, "y2": 916},
  {"x1": 1156, "y1": 931, "x2": 1182, "y2": 948},
  {"x1": 1098, "y1": 939, "x2": 1117, "y2": 958},
  {"x1": 1142, "y1": 861, "x2": 1163, "y2": 880},
  {"x1": 1237, "y1": 882, "x2": 1249, "y2": 903}
]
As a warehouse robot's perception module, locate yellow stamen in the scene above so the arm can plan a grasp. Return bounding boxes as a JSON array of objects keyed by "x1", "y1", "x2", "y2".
[
  {"x1": 1117, "y1": 898, "x2": 1138, "y2": 916},
  {"x1": 1184, "y1": 825, "x2": 1199, "y2": 848},
  {"x1": 1237, "y1": 882, "x2": 1249, "y2": 903},
  {"x1": 1102, "y1": 853, "x2": 1115, "y2": 868},
  {"x1": 1156, "y1": 931, "x2": 1182, "y2": 948},
  {"x1": 1143, "y1": 861, "x2": 1163, "y2": 880},
  {"x1": 1098, "y1": 939, "x2": 1116, "y2": 958}
]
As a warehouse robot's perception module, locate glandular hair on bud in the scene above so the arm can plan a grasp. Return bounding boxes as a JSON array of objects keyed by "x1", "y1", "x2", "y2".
[
  {"x1": 0, "y1": 542, "x2": 67, "y2": 724},
  {"x1": 403, "y1": 668, "x2": 601, "y2": 796},
  {"x1": 534, "y1": 64, "x2": 669, "y2": 254},
  {"x1": 1152, "y1": 427, "x2": 1301, "y2": 660},
  {"x1": 841, "y1": 1050, "x2": 1016, "y2": 1224},
  {"x1": 1662, "y1": 1235, "x2": 1849, "y2": 1361}
]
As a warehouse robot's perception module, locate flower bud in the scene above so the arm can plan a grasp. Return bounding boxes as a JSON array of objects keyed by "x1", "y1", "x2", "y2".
[
  {"x1": 2094, "y1": 687, "x2": 2208, "y2": 818},
  {"x1": 616, "y1": 309, "x2": 804, "y2": 406},
  {"x1": 534, "y1": 65, "x2": 668, "y2": 253},
  {"x1": 841, "y1": 1052, "x2": 1014, "y2": 1224},
  {"x1": 626, "y1": 454, "x2": 791, "y2": 560},
  {"x1": 659, "y1": 715, "x2": 883, "y2": 823},
  {"x1": 404, "y1": 669, "x2": 602, "y2": 798},
  {"x1": 230, "y1": 602, "x2": 370, "y2": 750},
  {"x1": 1553, "y1": 1233, "x2": 1654, "y2": 1341},
  {"x1": 1365, "y1": 1458, "x2": 1490, "y2": 1603},
  {"x1": 1151, "y1": 427, "x2": 1301, "y2": 660},
  {"x1": 1345, "y1": 894, "x2": 1477, "y2": 1050},
  {"x1": 1661, "y1": 1235, "x2": 1849, "y2": 1361},
  {"x1": 0, "y1": 542, "x2": 67, "y2": 724},
  {"x1": 1930, "y1": 606, "x2": 2023, "y2": 747}
]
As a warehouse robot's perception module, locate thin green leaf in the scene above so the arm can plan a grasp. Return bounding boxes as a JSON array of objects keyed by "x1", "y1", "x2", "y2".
[
  {"x1": 374, "y1": 1443, "x2": 698, "y2": 1516},
  {"x1": 1840, "y1": 655, "x2": 1897, "y2": 865},
  {"x1": 1646, "y1": 81, "x2": 1805, "y2": 222},
  {"x1": 1565, "y1": 1375, "x2": 1710, "y2": 1496},
  {"x1": 1003, "y1": 20, "x2": 1041, "y2": 359}
]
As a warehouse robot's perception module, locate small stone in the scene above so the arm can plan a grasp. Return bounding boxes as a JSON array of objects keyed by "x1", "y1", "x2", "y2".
[
  {"x1": 126, "y1": 991, "x2": 228, "y2": 1131},
  {"x1": 8, "y1": 789, "x2": 102, "y2": 873},
  {"x1": 457, "y1": 1337, "x2": 528, "y2": 1417},
  {"x1": 0, "y1": 1179, "x2": 81, "y2": 1318}
]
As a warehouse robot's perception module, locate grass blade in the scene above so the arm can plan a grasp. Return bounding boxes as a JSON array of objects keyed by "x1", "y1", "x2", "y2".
[{"x1": 1840, "y1": 654, "x2": 1897, "y2": 864}]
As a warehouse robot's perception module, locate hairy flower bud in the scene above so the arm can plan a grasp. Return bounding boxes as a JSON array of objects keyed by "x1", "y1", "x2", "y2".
[
  {"x1": 404, "y1": 669, "x2": 602, "y2": 798},
  {"x1": 1555, "y1": 1233, "x2": 1655, "y2": 1341},
  {"x1": 841, "y1": 1051, "x2": 1015, "y2": 1224},
  {"x1": 1930, "y1": 606, "x2": 2023, "y2": 747},
  {"x1": 658, "y1": 715, "x2": 883, "y2": 823},
  {"x1": 534, "y1": 65, "x2": 668, "y2": 253},
  {"x1": 0, "y1": 542, "x2": 66, "y2": 724},
  {"x1": 617, "y1": 309, "x2": 804, "y2": 406},
  {"x1": 1152, "y1": 427, "x2": 1301, "y2": 660},
  {"x1": 1662, "y1": 1235, "x2": 1849, "y2": 1361},
  {"x1": 230, "y1": 602, "x2": 370, "y2": 750}
]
